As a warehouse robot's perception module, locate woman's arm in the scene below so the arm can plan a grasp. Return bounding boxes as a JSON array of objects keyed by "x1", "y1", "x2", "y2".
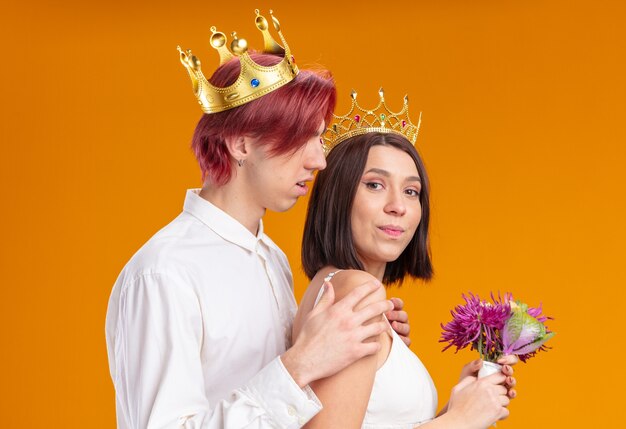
[
  {"x1": 297, "y1": 269, "x2": 513, "y2": 429},
  {"x1": 303, "y1": 270, "x2": 390, "y2": 429}
]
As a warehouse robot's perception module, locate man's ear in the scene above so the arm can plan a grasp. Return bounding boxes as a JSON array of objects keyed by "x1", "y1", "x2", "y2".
[{"x1": 224, "y1": 135, "x2": 248, "y2": 163}]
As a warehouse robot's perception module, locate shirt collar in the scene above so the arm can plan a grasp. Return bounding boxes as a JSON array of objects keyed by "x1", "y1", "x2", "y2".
[{"x1": 183, "y1": 189, "x2": 269, "y2": 252}]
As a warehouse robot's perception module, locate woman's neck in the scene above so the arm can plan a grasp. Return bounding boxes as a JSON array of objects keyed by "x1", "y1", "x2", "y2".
[{"x1": 361, "y1": 260, "x2": 386, "y2": 283}]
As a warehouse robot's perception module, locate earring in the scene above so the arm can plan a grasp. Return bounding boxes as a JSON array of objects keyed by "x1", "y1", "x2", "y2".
[{"x1": 237, "y1": 159, "x2": 245, "y2": 167}]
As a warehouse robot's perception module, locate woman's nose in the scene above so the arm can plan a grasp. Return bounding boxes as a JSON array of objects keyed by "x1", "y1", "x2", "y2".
[{"x1": 384, "y1": 191, "x2": 407, "y2": 216}]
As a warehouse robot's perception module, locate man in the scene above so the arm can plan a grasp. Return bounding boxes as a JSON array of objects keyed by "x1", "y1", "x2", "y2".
[{"x1": 106, "y1": 11, "x2": 410, "y2": 429}]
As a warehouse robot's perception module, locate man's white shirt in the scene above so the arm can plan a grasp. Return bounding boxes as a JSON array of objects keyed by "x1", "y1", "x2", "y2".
[{"x1": 106, "y1": 189, "x2": 321, "y2": 428}]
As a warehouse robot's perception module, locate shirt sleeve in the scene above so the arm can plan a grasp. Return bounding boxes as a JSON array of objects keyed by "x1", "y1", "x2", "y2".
[{"x1": 107, "y1": 272, "x2": 321, "y2": 429}]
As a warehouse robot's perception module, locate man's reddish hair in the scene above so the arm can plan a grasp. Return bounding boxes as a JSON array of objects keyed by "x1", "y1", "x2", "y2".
[{"x1": 191, "y1": 53, "x2": 336, "y2": 185}]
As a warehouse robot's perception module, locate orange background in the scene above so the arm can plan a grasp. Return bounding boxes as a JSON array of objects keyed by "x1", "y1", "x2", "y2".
[{"x1": 1, "y1": 0, "x2": 624, "y2": 427}]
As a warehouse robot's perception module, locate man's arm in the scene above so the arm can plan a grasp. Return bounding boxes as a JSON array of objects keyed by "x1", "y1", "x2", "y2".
[
  {"x1": 282, "y1": 279, "x2": 392, "y2": 387},
  {"x1": 297, "y1": 270, "x2": 387, "y2": 429},
  {"x1": 106, "y1": 272, "x2": 320, "y2": 429},
  {"x1": 106, "y1": 272, "x2": 392, "y2": 429}
]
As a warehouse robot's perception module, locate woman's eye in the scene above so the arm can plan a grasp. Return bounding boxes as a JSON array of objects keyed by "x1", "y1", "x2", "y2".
[
  {"x1": 405, "y1": 189, "x2": 420, "y2": 197},
  {"x1": 365, "y1": 182, "x2": 383, "y2": 190}
]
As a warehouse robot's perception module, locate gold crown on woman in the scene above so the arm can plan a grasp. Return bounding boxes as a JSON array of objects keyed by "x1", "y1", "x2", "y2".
[
  {"x1": 323, "y1": 88, "x2": 422, "y2": 155},
  {"x1": 177, "y1": 9, "x2": 298, "y2": 114}
]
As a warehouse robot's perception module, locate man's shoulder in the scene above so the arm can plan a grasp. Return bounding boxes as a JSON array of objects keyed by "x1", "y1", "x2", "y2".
[
  {"x1": 260, "y1": 233, "x2": 284, "y2": 255},
  {"x1": 260, "y1": 233, "x2": 292, "y2": 272},
  {"x1": 115, "y1": 212, "x2": 216, "y2": 284}
]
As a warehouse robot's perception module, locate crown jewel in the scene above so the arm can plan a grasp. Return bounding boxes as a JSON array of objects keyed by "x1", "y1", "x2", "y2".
[
  {"x1": 322, "y1": 88, "x2": 422, "y2": 155},
  {"x1": 177, "y1": 9, "x2": 299, "y2": 114}
]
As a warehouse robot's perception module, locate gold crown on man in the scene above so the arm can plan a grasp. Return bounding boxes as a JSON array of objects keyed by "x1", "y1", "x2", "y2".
[
  {"x1": 178, "y1": 9, "x2": 298, "y2": 114},
  {"x1": 323, "y1": 88, "x2": 422, "y2": 155}
]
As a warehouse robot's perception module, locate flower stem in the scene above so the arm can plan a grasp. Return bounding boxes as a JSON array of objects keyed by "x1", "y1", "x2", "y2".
[{"x1": 478, "y1": 324, "x2": 484, "y2": 360}]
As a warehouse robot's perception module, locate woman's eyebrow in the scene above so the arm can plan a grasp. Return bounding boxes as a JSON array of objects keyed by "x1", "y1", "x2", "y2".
[
  {"x1": 364, "y1": 168, "x2": 421, "y2": 182},
  {"x1": 364, "y1": 168, "x2": 390, "y2": 177}
]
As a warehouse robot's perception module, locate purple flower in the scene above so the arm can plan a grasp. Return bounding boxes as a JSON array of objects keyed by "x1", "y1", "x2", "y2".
[
  {"x1": 440, "y1": 293, "x2": 511, "y2": 361},
  {"x1": 441, "y1": 292, "x2": 554, "y2": 363},
  {"x1": 528, "y1": 303, "x2": 552, "y2": 324}
]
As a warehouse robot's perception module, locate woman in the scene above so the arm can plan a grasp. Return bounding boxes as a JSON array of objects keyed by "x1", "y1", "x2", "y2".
[{"x1": 293, "y1": 93, "x2": 517, "y2": 428}]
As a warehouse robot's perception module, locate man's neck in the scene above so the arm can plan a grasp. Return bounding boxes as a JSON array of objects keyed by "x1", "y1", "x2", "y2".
[{"x1": 199, "y1": 181, "x2": 265, "y2": 236}]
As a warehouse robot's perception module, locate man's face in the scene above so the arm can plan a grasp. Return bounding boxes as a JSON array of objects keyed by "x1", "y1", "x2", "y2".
[{"x1": 244, "y1": 120, "x2": 327, "y2": 213}]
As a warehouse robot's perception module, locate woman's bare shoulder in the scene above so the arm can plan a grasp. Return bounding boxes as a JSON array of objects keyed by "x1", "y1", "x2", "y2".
[{"x1": 329, "y1": 269, "x2": 386, "y2": 305}]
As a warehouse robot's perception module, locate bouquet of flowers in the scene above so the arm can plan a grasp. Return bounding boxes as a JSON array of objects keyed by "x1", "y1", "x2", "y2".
[{"x1": 440, "y1": 293, "x2": 554, "y2": 364}]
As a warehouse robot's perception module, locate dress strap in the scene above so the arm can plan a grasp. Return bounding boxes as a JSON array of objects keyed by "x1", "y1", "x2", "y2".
[
  {"x1": 323, "y1": 270, "x2": 342, "y2": 283},
  {"x1": 314, "y1": 270, "x2": 342, "y2": 306}
]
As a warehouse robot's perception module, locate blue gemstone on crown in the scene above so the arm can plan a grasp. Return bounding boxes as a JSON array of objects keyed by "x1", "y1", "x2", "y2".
[{"x1": 250, "y1": 78, "x2": 260, "y2": 88}]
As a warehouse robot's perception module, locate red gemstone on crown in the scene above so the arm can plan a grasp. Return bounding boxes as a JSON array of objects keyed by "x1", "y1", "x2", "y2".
[
  {"x1": 402, "y1": 120, "x2": 407, "y2": 127},
  {"x1": 355, "y1": 115, "x2": 361, "y2": 123},
  {"x1": 291, "y1": 55, "x2": 296, "y2": 64}
]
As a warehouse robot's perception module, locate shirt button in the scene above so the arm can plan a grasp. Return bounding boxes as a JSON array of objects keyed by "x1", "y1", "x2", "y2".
[
  {"x1": 287, "y1": 405, "x2": 296, "y2": 416},
  {"x1": 298, "y1": 417, "x2": 306, "y2": 425}
]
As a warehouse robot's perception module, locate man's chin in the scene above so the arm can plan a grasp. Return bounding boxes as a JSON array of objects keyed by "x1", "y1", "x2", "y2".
[{"x1": 268, "y1": 197, "x2": 299, "y2": 213}]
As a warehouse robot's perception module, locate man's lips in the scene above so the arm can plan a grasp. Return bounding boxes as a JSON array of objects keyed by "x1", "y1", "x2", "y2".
[
  {"x1": 295, "y1": 178, "x2": 313, "y2": 195},
  {"x1": 296, "y1": 177, "x2": 314, "y2": 187}
]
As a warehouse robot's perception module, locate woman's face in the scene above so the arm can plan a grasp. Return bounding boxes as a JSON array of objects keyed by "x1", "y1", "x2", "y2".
[{"x1": 350, "y1": 144, "x2": 422, "y2": 274}]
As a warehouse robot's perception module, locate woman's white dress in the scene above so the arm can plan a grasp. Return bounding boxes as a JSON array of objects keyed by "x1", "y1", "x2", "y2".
[{"x1": 315, "y1": 271, "x2": 438, "y2": 428}]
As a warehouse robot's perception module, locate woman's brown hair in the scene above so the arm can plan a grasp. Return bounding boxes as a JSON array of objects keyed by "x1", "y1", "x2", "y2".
[{"x1": 302, "y1": 132, "x2": 432, "y2": 285}]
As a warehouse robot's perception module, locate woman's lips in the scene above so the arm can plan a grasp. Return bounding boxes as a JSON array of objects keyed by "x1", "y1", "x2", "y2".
[{"x1": 378, "y1": 225, "x2": 404, "y2": 237}]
